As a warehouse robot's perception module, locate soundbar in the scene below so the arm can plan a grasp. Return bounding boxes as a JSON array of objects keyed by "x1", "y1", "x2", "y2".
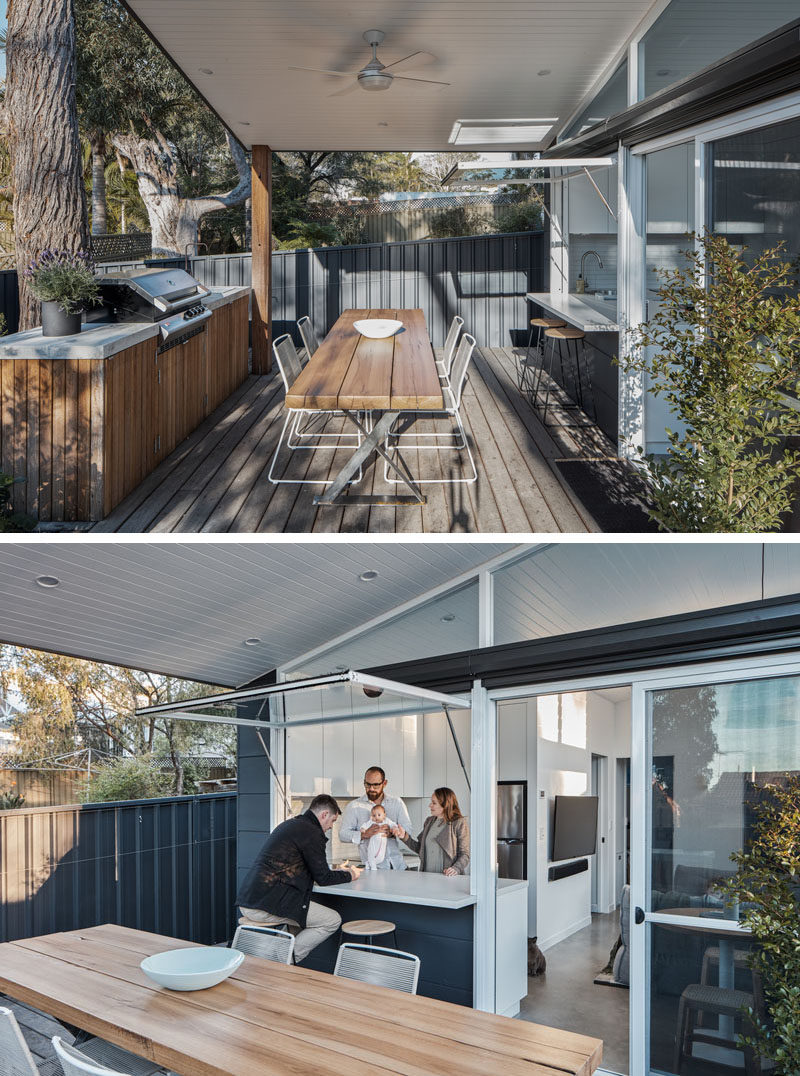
[{"x1": 548, "y1": 858, "x2": 589, "y2": 882}]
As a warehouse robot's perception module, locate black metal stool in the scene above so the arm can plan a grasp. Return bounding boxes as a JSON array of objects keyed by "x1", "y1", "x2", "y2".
[
  {"x1": 538, "y1": 326, "x2": 597, "y2": 423},
  {"x1": 519, "y1": 316, "x2": 565, "y2": 395}
]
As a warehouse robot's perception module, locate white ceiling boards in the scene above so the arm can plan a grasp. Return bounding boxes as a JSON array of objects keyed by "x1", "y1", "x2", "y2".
[
  {"x1": 123, "y1": 0, "x2": 656, "y2": 151},
  {"x1": 0, "y1": 542, "x2": 511, "y2": 686}
]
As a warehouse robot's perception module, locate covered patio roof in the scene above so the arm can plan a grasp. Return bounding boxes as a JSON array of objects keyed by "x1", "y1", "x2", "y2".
[{"x1": 121, "y1": 0, "x2": 656, "y2": 152}]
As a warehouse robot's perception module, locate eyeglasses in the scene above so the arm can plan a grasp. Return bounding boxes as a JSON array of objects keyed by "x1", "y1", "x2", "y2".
[{"x1": 364, "y1": 780, "x2": 385, "y2": 789}]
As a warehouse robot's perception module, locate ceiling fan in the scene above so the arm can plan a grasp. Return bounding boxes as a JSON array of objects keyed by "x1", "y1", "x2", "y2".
[{"x1": 290, "y1": 30, "x2": 450, "y2": 96}]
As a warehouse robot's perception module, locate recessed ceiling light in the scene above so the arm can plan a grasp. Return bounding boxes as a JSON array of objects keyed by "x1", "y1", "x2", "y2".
[
  {"x1": 358, "y1": 570, "x2": 379, "y2": 582},
  {"x1": 200, "y1": 68, "x2": 214, "y2": 75},
  {"x1": 656, "y1": 68, "x2": 671, "y2": 77},
  {"x1": 35, "y1": 575, "x2": 60, "y2": 588},
  {"x1": 440, "y1": 613, "x2": 456, "y2": 623},
  {"x1": 378, "y1": 122, "x2": 389, "y2": 127},
  {"x1": 243, "y1": 637, "x2": 261, "y2": 647},
  {"x1": 240, "y1": 121, "x2": 251, "y2": 126},
  {"x1": 335, "y1": 665, "x2": 348, "y2": 672},
  {"x1": 537, "y1": 69, "x2": 551, "y2": 77}
]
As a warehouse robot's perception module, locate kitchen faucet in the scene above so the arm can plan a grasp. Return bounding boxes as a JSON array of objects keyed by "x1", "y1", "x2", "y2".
[{"x1": 580, "y1": 250, "x2": 604, "y2": 291}]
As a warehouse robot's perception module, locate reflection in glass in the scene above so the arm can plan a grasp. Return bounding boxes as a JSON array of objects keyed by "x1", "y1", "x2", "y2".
[
  {"x1": 561, "y1": 61, "x2": 628, "y2": 142},
  {"x1": 648, "y1": 674, "x2": 800, "y2": 1074},
  {"x1": 711, "y1": 115, "x2": 800, "y2": 289},
  {"x1": 639, "y1": 0, "x2": 797, "y2": 100}
]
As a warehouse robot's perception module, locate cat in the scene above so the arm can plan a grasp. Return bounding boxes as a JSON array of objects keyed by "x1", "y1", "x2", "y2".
[{"x1": 527, "y1": 936, "x2": 547, "y2": 976}]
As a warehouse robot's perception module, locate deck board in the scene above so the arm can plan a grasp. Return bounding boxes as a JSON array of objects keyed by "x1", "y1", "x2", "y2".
[{"x1": 92, "y1": 347, "x2": 625, "y2": 534}]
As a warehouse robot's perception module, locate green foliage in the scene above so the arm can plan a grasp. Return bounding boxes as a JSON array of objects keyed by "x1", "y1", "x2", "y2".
[
  {"x1": 427, "y1": 205, "x2": 490, "y2": 239},
  {"x1": 618, "y1": 233, "x2": 800, "y2": 532},
  {"x1": 495, "y1": 198, "x2": 543, "y2": 234},
  {"x1": 275, "y1": 219, "x2": 343, "y2": 251},
  {"x1": 25, "y1": 250, "x2": 100, "y2": 314},
  {"x1": 80, "y1": 756, "x2": 172, "y2": 803},
  {"x1": 0, "y1": 786, "x2": 25, "y2": 810},
  {"x1": 0, "y1": 470, "x2": 35, "y2": 533},
  {"x1": 726, "y1": 776, "x2": 800, "y2": 1074}
]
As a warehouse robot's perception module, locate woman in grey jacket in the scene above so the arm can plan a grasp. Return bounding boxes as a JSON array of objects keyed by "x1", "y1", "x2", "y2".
[{"x1": 393, "y1": 787, "x2": 470, "y2": 875}]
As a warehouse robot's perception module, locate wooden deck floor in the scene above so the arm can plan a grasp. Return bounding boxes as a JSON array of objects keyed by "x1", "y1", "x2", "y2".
[
  {"x1": 93, "y1": 347, "x2": 621, "y2": 534},
  {"x1": 2, "y1": 996, "x2": 71, "y2": 1066}
]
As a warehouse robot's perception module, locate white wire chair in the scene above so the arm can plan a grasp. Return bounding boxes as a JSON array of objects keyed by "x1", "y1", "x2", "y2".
[
  {"x1": 436, "y1": 315, "x2": 464, "y2": 385},
  {"x1": 0, "y1": 1006, "x2": 48, "y2": 1076},
  {"x1": 384, "y1": 332, "x2": 478, "y2": 485},
  {"x1": 51, "y1": 1035, "x2": 163, "y2": 1076},
  {"x1": 268, "y1": 333, "x2": 365, "y2": 485},
  {"x1": 296, "y1": 316, "x2": 321, "y2": 364},
  {"x1": 232, "y1": 924, "x2": 295, "y2": 965},
  {"x1": 333, "y1": 943, "x2": 420, "y2": 995}
]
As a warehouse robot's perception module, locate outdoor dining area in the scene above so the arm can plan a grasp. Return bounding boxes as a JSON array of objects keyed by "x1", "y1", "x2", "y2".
[{"x1": 0, "y1": 922, "x2": 603, "y2": 1076}]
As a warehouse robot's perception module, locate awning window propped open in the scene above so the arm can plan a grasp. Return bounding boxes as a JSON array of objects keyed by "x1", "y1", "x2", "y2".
[{"x1": 135, "y1": 670, "x2": 470, "y2": 730}]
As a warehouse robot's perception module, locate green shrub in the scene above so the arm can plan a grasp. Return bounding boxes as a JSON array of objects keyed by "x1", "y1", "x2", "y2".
[
  {"x1": 618, "y1": 233, "x2": 800, "y2": 532},
  {"x1": 726, "y1": 776, "x2": 800, "y2": 1074},
  {"x1": 495, "y1": 200, "x2": 542, "y2": 233},
  {"x1": 0, "y1": 787, "x2": 25, "y2": 810},
  {"x1": 427, "y1": 205, "x2": 488, "y2": 239},
  {"x1": 80, "y1": 756, "x2": 172, "y2": 803},
  {"x1": 25, "y1": 249, "x2": 100, "y2": 314}
]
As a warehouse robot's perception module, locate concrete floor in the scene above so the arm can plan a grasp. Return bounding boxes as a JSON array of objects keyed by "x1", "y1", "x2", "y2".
[{"x1": 520, "y1": 912, "x2": 629, "y2": 1075}]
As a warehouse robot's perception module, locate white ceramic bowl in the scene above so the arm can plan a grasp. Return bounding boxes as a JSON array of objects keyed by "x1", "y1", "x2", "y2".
[
  {"x1": 140, "y1": 946, "x2": 244, "y2": 991},
  {"x1": 353, "y1": 318, "x2": 403, "y2": 339}
]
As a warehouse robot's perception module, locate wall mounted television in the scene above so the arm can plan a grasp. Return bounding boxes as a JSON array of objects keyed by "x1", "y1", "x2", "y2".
[{"x1": 552, "y1": 794, "x2": 598, "y2": 861}]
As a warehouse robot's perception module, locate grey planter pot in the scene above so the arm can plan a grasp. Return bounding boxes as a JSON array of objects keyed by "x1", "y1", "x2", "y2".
[{"x1": 41, "y1": 301, "x2": 82, "y2": 337}]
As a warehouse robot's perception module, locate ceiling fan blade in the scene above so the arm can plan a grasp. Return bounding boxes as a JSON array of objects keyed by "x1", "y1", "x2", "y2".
[
  {"x1": 381, "y1": 51, "x2": 436, "y2": 74},
  {"x1": 393, "y1": 75, "x2": 450, "y2": 87},
  {"x1": 327, "y1": 81, "x2": 360, "y2": 98},
  {"x1": 288, "y1": 66, "x2": 356, "y2": 78}
]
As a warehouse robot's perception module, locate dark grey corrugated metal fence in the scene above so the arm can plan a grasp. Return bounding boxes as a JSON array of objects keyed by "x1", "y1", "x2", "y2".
[
  {"x1": 0, "y1": 231, "x2": 544, "y2": 347},
  {"x1": 0, "y1": 792, "x2": 236, "y2": 944},
  {"x1": 189, "y1": 230, "x2": 545, "y2": 348}
]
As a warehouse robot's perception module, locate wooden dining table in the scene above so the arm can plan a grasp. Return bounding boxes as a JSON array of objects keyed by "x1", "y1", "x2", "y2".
[
  {"x1": 0, "y1": 924, "x2": 603, "y2": 1076},
  {"x1": 285, "y1": 308, "x2": 445, "y2": 506}
]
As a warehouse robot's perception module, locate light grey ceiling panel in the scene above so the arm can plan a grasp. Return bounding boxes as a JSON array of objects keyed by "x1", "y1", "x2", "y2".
[
  {"x1": 493, "y1": 543, "x2": 800, "y2": 646},
  {"x1": 123, "y1": 0, "x2": 656, "y2": 151},
  {"x1": 0, "y1": 542, "x2": 511, "y2": 686}
]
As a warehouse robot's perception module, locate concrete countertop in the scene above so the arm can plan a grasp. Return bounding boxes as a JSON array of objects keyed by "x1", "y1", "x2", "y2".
[
  {"x1": 315, "y1": 871, "x2": 527, "y2": 909},
  {"x1": 526, "y1": 291, "x2": 619, "y2": 332},
  {"x1": 0, "y1": 286, "x2": 249, "y2": 361}
]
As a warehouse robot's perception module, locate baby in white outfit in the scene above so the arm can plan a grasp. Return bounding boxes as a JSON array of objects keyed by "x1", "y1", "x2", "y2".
[{"x1": 360, "y1": 803, "x2": 397, "y2": 870}]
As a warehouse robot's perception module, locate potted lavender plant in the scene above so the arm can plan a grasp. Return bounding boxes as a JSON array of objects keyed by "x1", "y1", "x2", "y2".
[{"x1": 25, "y1": 250, "x2": 100, "y2": 336}]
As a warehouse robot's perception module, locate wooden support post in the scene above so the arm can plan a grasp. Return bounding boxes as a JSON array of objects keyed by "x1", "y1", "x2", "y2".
[{"x1": 251, "y1": 145, "x2": 272, "y2": 374}]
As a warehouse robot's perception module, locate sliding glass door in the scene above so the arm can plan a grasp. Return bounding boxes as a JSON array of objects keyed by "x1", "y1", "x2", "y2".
[{"x1": 630, "y1": 659, "x2": 800, "y2": 1074}]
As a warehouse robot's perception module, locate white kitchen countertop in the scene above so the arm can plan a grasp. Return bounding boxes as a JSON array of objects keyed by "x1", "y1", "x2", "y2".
[
  {"x1": 526, "y1": 291, "x2": 619, "y2": 332},
  {"x1": 0, "y1": 285, "x2": 249, "y2": 361},
  {"x1": 315, "y1": 870, "x2": 527, "y2": 909}
]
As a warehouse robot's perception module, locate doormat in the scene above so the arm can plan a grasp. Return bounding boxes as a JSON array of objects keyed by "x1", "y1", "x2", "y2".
[
  {"x1": 553, "y1": 458, "x2": 660, "y2": 533},
  {"x1": 593, "y1": 969, "x2": 629, "y2": 989}
]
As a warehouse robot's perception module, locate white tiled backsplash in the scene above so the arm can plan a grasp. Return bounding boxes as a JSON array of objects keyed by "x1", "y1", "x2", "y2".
[
  {"x1": 568, "y1": 235, "x2": 618, "y2": 294},
  {"x1": 291, "y1": 795, "x2": 429, "y2": 865}
]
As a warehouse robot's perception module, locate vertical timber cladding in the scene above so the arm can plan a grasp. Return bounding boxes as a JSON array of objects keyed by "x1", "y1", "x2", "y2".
[{"x1": 251, "y1": 146, "x2": 273, "y2": 375}]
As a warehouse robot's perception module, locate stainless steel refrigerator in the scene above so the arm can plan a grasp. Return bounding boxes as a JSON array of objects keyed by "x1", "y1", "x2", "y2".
[{"x1": 497, "y1": 780, "x2": 527, "y2": 879}]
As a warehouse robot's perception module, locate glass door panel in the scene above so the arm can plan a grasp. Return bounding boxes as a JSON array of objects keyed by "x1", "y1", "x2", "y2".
[{"x1": 636, "y1": 670, "x2": 800, "y2": 1075}]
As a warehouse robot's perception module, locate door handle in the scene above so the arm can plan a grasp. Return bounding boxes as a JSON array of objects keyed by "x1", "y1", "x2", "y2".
[{"x1": 634, "y1": 906, "x2": 645, "y2": 925}]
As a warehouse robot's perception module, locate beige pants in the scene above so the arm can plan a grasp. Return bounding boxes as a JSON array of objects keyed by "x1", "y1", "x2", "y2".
[{"x1": 239, "y1": 902, "x2": 341, "y2": 963}]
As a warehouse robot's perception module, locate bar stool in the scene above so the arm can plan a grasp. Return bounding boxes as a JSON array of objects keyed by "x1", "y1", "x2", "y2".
[
  {"x1": 538, "y1": 326, "x2": 597, "y2": 423},
  {"x1": 519, "y1": 317, "x2": 565, "y2": 394},
  {"x1": 341, "y1": 918, "x2": 397, "y2": 948}
]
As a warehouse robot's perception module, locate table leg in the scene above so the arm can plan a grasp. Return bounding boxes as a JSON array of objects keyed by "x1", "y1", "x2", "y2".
[
  {"x1": 718, "y1": 937, "x2": 735, "y2": 1041},
  {"x1": 314, "y1": 411, "x2": 426, "y2": 506}
]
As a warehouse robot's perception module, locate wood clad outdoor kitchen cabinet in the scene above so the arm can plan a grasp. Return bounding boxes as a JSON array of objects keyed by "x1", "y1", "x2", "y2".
[{"x1": 0, "y1": 288, "x2": 249, "y2": 523}]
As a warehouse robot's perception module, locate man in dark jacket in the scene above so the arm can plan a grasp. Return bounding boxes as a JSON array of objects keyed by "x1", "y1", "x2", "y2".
[{"x1": 237, "y1": 794, "x2": 361, "y2": 963}]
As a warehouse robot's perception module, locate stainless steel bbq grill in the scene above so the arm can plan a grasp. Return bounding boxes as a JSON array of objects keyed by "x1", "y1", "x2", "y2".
[{"x1": 91, "y1": 268, "x2": 213, "y2": 352}]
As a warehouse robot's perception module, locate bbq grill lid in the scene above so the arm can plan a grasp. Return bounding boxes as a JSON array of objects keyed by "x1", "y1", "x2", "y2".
[{"x1": 96, "y1": 267, "x2": 199, "y2": 303}]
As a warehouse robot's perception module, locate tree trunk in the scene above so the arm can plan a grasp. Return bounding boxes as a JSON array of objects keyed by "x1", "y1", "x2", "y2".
[
  {"x1": 113, "y1": 129, "x2": 250, "y2": 257},
  {"x1": 7, "y1": 0, "x2": 89, "y2": 329},
  {"x1": 90, "y1": 130, "x2": 107, "y2": 235}
]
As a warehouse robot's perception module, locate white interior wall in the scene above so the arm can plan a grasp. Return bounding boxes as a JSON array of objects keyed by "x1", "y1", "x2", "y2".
[
  {"x1": 535, "y1": 690, "x2": 631, "y2": 951},
  {"x1": 497, "y1": 698, "x2": 538, "y2": 934}
]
